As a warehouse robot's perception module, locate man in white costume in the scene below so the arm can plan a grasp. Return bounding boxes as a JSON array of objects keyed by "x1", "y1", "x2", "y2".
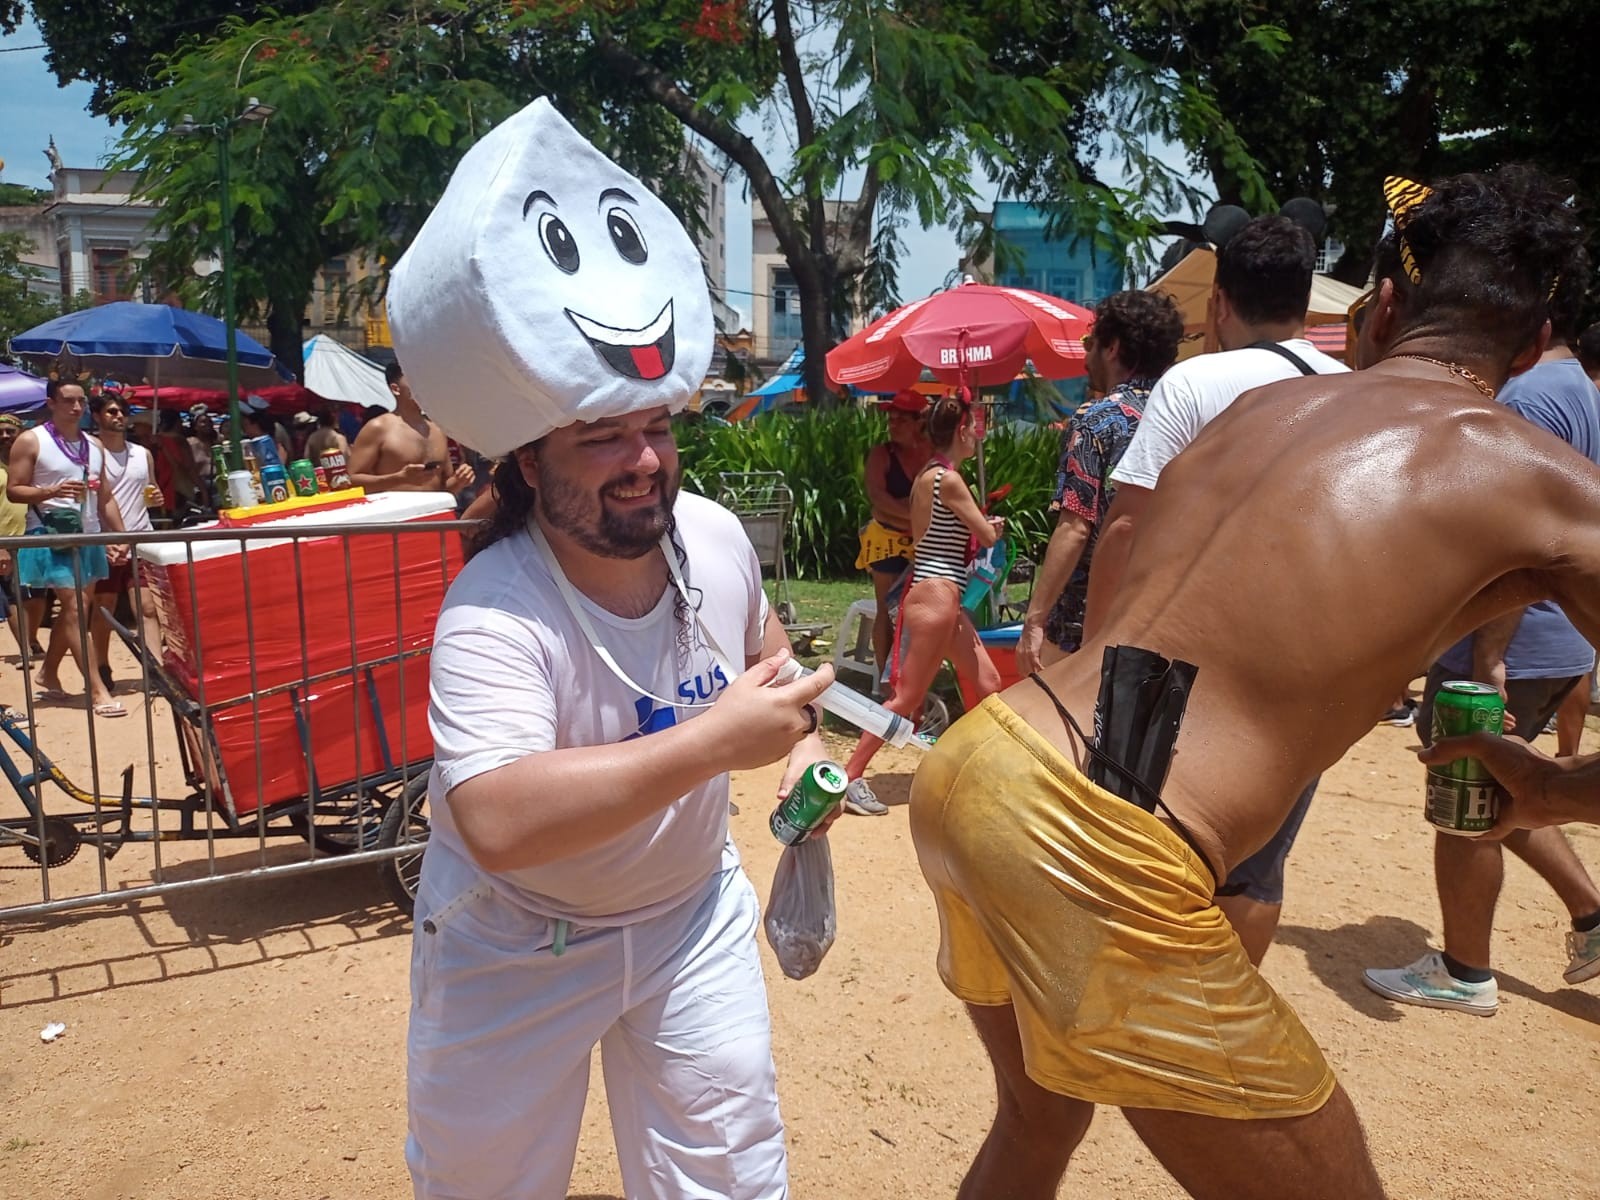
[{"x1": 389, "y1": 98, "x2": 833, "y2": 1200}]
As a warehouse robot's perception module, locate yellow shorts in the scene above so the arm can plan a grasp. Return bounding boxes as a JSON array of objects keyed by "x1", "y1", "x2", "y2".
[
  {"x1": 856, "y1": 519, "x2": 913, "y2": 572},
  {"x1": 909, "y1": 695, "x2": 1336, "y2": 1120}
]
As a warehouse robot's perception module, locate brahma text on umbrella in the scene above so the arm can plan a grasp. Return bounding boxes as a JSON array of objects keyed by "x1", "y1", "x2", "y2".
[{"x1": 940, "y1": 345, "x2": 994, "y2": 365}]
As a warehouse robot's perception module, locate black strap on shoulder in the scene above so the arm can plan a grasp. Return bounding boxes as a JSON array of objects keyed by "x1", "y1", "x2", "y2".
[{"x1": 1246, "y1": 340, "x2": 1318, "y2": 376}]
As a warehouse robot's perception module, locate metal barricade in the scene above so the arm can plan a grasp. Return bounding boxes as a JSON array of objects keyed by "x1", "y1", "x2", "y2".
[{"x1": 0, "y1": 515, "x2": 476, "y2": 924}]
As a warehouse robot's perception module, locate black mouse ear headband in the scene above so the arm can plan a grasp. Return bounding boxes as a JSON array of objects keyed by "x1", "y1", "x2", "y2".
[{"x1": 1194, "y1": 197, "x2": 1328, "y2": 252}]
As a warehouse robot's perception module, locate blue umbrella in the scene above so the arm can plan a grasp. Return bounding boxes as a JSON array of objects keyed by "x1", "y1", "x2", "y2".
[
  {"x1": 0, "y1": 363, "x2": 48, "y2": 414},
  {"x1": 8, "y1": 301, "x2": 288, "y2": 390}
]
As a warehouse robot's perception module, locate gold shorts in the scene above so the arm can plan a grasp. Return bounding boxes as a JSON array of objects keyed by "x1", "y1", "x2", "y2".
[
  {"x1": 909, "y1": 695, "x2": 1336, "y2": 1120},
  {"x1": 856, "y1": 519, "x2": 913, "y2": 572}
]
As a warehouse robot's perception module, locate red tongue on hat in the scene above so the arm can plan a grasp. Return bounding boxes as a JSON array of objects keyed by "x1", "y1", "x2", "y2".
[{"x1": 630, "y1": 344, "x2": 667, "y2": 379}]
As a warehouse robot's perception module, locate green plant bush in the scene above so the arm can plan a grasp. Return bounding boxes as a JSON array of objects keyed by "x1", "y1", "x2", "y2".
[{"x1": 677, "y1": 408, "x2": 1060, "y2": 578}]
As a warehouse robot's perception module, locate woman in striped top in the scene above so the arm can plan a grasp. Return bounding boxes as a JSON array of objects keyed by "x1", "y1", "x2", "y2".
[{"x1": 842, "y1": 393, "x2": 1004, "y2": 815}]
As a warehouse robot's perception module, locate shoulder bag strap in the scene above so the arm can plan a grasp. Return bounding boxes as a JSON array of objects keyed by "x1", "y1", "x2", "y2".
[{"x1": 1246, "y1": 340, "x2": 1318, "y2": 376}]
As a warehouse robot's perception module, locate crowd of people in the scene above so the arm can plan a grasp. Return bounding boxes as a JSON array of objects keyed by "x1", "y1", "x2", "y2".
[{"x1": 0, "y1": 358, "x2": 486, "y2": 714}]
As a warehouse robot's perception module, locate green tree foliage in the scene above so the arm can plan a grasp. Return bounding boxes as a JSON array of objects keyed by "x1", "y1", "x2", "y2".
[
  {"x1": 95, "y1": 0, "x2": 1263, "y2": 394},
  {"x1": 0, "y1": 230, "x2": 64, "y2": 349},
  {"x1": 1140, "y1": 1, "x2": 1600, "y2": 282},
  {"x1": 527, "y1": 0, "x2": 1258, "y2": 402},
  {"x1": 102, "y1": 2, "x2": 703, "y2": 378}
]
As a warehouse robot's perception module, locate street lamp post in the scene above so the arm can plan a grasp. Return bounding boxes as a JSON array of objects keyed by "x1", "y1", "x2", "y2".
[{"x1": 175, "y1": 97, "x2": 274, "y2": 472}]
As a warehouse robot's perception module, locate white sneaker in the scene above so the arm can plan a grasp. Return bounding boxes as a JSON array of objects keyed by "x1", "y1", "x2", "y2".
[
  {"x1": 842, "y1": 777, "x2": 888, "y2": 817},
  {"x1": 1565, "y1": 925, "x2": 1600, "y2": 985},
  {"x1": 1362, "y1": 951, "x2": 1498, "y2": 1016}
]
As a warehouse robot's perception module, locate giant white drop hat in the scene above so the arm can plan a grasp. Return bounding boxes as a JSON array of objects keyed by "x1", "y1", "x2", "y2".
[{"x1": 387, "y1": 97, "x2": 714, "y2": 455}]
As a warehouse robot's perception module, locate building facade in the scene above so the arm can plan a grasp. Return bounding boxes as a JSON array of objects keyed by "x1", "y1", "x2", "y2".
[
  {"x1": 749, "y1": 194, "x2": 869, "y2": 370},
  {"x1": 47, "y1": 166, "x2": 162, "y2": 304},
  {"x1": 969, "y1": 201, "x2": 1125, "y2": 304}
]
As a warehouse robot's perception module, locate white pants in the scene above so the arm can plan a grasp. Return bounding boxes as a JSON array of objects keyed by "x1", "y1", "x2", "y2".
[{"x1": 406, "y1": 854, "x2": 788, "y2": 1200}]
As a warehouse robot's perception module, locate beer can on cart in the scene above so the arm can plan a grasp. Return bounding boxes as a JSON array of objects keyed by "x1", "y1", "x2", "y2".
[
  {"x1": 1425, "y1": 681, "x2": 1504, "y2": 835},
  {"x1": 250, "y1": 434, "x2": 283, "y2": 469},
  {"x1": 769, "y1": 760, "x2": 850, "y2": 846},
  {"x1": 259, "y1": 463, "x2": 291, "y2": 504},
  {"x1": 287, "y1": 458, "x2": 319, "y2": 496},
  {"x1": 319, "y1": 447, "x2": 352, "y2": 489},
  {"x1": 313, "y1": 465, "x2": 330, "y2": 492}
]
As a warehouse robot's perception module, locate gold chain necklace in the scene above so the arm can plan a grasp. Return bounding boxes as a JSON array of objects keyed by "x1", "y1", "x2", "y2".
[{"x1": 1390, "y1": 353, "x2": 1496, "y2": 398}]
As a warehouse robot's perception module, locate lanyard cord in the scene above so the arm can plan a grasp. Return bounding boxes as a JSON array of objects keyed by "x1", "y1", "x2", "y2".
[{"x1": 525, "y1": 517, "x2": 743, "y2": 712}]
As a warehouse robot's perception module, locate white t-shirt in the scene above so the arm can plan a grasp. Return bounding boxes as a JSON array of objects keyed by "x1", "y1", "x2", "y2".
[
  {"x1": 102, "y1": 442, "x2": 154, "y2": 532},
  {"x1": 426, "y1": 490, "x2": 769, "y2": 925},
  {"x1": 1111, "y1": 340, "x2": 1350, "y2": 490}
]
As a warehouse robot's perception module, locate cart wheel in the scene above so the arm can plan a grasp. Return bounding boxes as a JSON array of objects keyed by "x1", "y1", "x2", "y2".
[
  {"x1": 776, "y1": 601, "x2": 798, "y2": 626},
  {"x1": 288, "y1": 789, "x2": 389, "y2": 856},
  {"x1": 917, "y1": 694, "x2": 952, "y2": 740},
  {"x1": 378, "y1": 774, "x2": 430, "y2": 918},
  {"x1": 22, "y1": 816, "x2": 82, "y2": 868}
]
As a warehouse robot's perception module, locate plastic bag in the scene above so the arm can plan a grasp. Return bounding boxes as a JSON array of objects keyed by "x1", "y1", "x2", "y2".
[{"x1": 763, "y1": 834, "x2": 837, "y2": 980}]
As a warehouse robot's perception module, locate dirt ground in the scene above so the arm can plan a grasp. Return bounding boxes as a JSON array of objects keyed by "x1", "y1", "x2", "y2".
[{"x1": 2, "y1": 643, "x2": 1599, "y2": 1199}]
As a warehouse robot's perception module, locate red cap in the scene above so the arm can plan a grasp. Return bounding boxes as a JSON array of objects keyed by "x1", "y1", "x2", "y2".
[{"x1": 877, "y1": 390, "x2": 928, "y2": 414}]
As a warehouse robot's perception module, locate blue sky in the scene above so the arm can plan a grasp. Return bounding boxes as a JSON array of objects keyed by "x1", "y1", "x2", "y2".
[{"x1": 0, "y1": 19, "x2": 119, "y2": 189}]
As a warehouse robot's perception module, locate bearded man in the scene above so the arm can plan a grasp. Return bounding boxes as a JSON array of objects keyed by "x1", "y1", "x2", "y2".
[{"x1": 391, "y1": 98, "x2": 832, "y2": 1200}]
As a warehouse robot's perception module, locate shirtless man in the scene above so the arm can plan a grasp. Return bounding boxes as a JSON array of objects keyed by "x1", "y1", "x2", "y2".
[
  {"x1": 304, "y1": 407, "x2": 349, "y2": 463},
  {"x1": 909, "y1": 165, "x2": 1593, "y2": 1198},
  {"x1": 348, "y1": 362, "x2": 474, "y2": 494}
]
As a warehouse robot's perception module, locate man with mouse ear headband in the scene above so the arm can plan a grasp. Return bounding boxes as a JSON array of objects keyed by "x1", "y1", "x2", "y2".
[{"x1": 389, "y1": 97, "x2": 831, "y2": 1200}]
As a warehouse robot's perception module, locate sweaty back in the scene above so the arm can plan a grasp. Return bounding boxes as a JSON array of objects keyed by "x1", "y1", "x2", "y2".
[{"x1": 387, "y1": 98, "x2": 714, "y2": 456}]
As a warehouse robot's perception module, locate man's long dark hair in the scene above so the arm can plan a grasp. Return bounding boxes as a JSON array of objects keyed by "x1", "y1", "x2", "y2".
[{"x1": 471, "y1": 450, "x2": 702, "y2": 652}]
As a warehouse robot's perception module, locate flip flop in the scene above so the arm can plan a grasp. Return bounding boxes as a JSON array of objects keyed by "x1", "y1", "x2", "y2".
[
  {"x1": 33, "y1": 688, "x2": 69, "y2": 703},
  {"x1": 93, "y1": 702, "x2": 128, "y2": 719}
]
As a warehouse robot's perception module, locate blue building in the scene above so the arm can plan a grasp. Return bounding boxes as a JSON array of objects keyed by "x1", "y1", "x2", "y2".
[
  {"x1": 979, "y1": 202, "x2": 1126, "y2": 416},
  {"x1": 988, "y1": 202, "x2": 1125, "y2": 305}
]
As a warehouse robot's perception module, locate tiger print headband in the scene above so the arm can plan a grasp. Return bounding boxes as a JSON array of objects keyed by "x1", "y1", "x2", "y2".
[
  {"x1": 1382, "y1": 175, "x2": 1430, "y2": 285},
  {"x1": 1383, "y1": 173, "x2": 1560, "y2": 299}
]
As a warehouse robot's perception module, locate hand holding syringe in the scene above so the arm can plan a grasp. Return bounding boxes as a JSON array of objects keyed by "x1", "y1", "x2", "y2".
[{"x1": 773, "y1": 658, "x2": 927, "y2": 751}]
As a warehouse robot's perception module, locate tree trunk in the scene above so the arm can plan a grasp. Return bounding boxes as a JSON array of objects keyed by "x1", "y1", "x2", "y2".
[
  {"x1": 796, "y1": 262, "x2": 835, "y2": 408},
  {"x1": 266, "y1": 299, "x2": 306, "y2": 383}
]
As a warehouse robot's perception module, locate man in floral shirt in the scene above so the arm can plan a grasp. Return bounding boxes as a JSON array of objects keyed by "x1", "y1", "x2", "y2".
[{"x1": 1016, "y1": 290, "x2": 1184, "y2": 674}]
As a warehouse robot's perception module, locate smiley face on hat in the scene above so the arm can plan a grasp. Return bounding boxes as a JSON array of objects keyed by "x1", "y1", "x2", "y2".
[{"x1": 388, "y1": 98, "x2": 713, "y2": 456}]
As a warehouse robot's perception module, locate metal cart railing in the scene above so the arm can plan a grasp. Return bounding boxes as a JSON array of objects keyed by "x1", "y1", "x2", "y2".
[{"x1": 715, "y1": 472, "x2": 831, "y2": 654}]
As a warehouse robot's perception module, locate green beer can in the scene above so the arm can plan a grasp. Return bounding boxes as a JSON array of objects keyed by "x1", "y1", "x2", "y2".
[
  {"x1": 287, "y1": 458, "x2": 319, "y2": 497},
  {"x1": 770, "y1": 761, "x2": 850, "y2": 846},
  {"x1": 1425, "y1": 681, "x2": 1504, "y2": 835}
]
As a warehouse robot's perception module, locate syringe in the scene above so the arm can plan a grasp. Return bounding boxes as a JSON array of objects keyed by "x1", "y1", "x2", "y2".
[{"x1": 774, "y1": 659, "x2": 927, "y2": 751}]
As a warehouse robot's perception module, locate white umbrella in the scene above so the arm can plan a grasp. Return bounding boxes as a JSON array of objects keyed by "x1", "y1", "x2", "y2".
[{"x1": 302, "y1": 334, "x2": 395, "y2": 411}]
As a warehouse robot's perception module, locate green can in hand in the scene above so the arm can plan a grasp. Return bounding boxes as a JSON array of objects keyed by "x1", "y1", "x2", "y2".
[
  {"x1": 1425, "y1": 681, "x2": 1504, "y2": 835},
  {"x1": 770, "y1": 761, "x2": 850, "y2": 846}
]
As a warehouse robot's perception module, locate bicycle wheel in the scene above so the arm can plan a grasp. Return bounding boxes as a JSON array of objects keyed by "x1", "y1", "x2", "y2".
[{"x1": 377, "y1": 773, "x2": 430, "y2": 918}]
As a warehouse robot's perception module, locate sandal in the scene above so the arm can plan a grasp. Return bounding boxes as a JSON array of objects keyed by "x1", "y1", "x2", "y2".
[
  {"x1": 93, "y1": 702, "x2": 128, "y2": 719},
  {"x1": 33, "y1": 687, "x2": 69, "y2": 704}
]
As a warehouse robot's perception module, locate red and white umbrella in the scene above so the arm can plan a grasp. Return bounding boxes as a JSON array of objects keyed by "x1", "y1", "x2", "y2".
[{"x1": 826, "y1": 281, "x2": 1094, "y2": 392}]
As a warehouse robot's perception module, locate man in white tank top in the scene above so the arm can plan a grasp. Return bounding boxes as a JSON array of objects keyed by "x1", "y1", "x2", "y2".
[
  {"x1": 89, "y1": 393, "x2": 159, "y2": 695},
  {"x1": 5, "y1": 381, "x2": 129, "y2": 716}
]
